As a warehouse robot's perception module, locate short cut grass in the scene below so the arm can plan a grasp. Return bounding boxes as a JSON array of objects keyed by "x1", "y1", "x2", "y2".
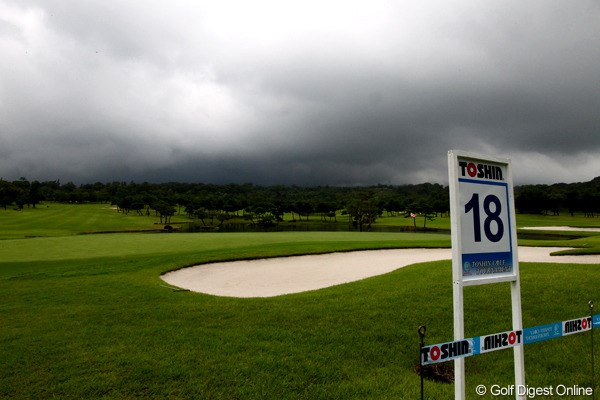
[{"x1": 1, "y1": 204, "x2": 599, "y2": 398}]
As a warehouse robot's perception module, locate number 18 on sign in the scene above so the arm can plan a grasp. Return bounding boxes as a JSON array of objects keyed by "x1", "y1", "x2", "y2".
[
  {"x1": 451, "y1": 152, "x2": 517, "y2": 283},
  {"x1": 448, "y1": 150, "x2": 524, "y2": 400}
]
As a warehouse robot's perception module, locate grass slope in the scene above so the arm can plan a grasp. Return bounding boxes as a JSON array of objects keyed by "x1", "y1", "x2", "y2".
[
  {"x1": 1, "y1": 204, "x2": 599, "y2": 398},
  {"x1": 0, "y1": 203, "x2": 177, "y2": 239},
  {"x1": 3, "y1": 202, "x2": 600, "y2": 239},
  {"x1": 1, "y1": 231, "x2": 599, "y2": 399}
]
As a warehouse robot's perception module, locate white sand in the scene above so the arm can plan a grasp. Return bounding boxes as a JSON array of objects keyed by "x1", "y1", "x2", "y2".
[{"x1": 161, "y1": 247, "x2": 600, "y2": 298}]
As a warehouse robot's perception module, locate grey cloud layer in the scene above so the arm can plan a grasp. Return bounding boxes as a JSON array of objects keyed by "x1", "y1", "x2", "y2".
[{"x1": 1, "y1": 0, "x2": 599, "y2": 185}]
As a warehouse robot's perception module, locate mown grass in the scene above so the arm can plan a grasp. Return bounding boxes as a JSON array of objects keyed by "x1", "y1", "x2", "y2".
[
  {"x1": 5, "y1": 202, "x2": 597, "y2": 258},
  {"x1": 516, "y1": 212, "x2": 600, "y2": 228},
  {"x1": 377, "y1": 210, "x2": 600, "y2": 231},
  {"x1": 0, "y1": 203, "x2": 182, "y2": 239},
  {"x1": 0, "y1": 231, "x2": 450, "y2": 263},
  {"x1": 3, "y1": 202, "x2": 599, "y2": 240},
  {"x1": 1, "y1": 204, "x2": 599, "y2": 398},
  {"x1": 0, "y1": 230, "x2": 599, "y2": 399}
]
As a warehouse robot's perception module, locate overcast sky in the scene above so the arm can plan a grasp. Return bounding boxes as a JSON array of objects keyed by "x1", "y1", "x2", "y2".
[{"x1": 1, "y1": 1, "x2": 599, "y2": 186}]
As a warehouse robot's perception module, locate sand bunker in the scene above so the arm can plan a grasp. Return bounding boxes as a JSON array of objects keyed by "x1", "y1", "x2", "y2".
[{"x1": 161, "y1": 247, "x2": 600, "y2": 298}]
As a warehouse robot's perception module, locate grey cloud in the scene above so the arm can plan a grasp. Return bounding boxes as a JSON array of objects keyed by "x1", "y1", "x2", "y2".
[{"x1": 1, "y1": 0, "x2": 599, "y2": 186}]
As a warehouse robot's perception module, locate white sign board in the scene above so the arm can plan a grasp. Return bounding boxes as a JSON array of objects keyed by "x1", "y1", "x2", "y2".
[
  {"x1": 450, "y1": 152, "x2": 518, "y2": 285},
  {"x1": 448, "y1": 150, "x2": 525, "y2": 399}
]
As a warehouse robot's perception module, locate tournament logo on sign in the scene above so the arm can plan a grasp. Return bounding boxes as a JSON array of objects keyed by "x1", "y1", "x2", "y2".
[{"x1": 462, "y1": 261, "x2": 471, "y2": 274}]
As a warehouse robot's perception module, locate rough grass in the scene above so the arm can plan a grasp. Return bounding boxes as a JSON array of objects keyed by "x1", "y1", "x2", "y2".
[
  {"x1": 3, "y1": 202, "x2": 600, "y2": 240},
  {"x1": 0, "y1": 203, "x2": 177, "y2": 239},
  {"x1": 1, "y1": 230, "x2": 599, "y2": 399},
  {"x1": 1, "y1": 204, "x2": 599, "y2": 398},
  {"x1": 0, "y1": 231, "x2": 450, "y2": 263}
]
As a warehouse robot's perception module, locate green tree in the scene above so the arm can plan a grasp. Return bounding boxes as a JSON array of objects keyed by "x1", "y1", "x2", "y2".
[
  {"x1": 344, "y1": 191, "x2": 382, "y2": 232},
  {"x1": 0, "y1": 179, "x2": 17, "y2": 209}
]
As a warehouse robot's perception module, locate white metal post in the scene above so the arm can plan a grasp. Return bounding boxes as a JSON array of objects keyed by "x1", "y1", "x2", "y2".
[
  {"x1": 448, "y1": 151, "x2": 466, "y2": 400},
  {"x1": 453, "y1": 282, "x2": 466, "y2": 400},
  {"x1": 506, "y1": 160, "x2": 526, "y2": 399},
  {"x1": 512, "y1": 279, "x2": 526, "y2": 399},
  {"x1": 448, "y1": 150, "x2": 525, "y2": 400}
]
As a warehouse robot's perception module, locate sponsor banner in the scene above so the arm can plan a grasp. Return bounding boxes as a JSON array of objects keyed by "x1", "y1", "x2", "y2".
[
  {"x1": 563, "y1": 316, "x2": 593, "y2": 336},
  {"x1": 420, "y1": 314, "x2": 599, "y2": 365},
  {"x1": 421, "y1": 339, "x2": 474, "y2": 366},
  {"x1": 523, "y1": 322, "x2": 562, "y2": 345},
  {"x1": 479, "y1": 329, "x2": 523, "y2": 354}
]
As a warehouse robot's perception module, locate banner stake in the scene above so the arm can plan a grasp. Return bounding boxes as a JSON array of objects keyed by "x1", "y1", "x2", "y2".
[{"x1": 418, "y1": 325, "x2": 427, "y2": 400}]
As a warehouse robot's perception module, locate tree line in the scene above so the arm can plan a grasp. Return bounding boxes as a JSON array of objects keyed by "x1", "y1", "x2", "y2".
[
  {"x1": 0, "y1": 178, "x2": 449, "y2": 229},
  {"x1": 514, "y1": 176, "x2": 600, "y2": 216},
  {"x1": 1, "y1": 176, "x2": 598, "y2": 226}
]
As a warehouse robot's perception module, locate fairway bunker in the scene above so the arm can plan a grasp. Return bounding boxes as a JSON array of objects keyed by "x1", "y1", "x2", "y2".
[{"x1": 161, "y1": 247, "x2": 600, "y2": 298}]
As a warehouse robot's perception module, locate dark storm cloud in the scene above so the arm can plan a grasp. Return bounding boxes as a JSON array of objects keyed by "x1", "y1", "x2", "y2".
[{"x1": 1, "y1": 0, "x2": 599, "y2": 185}]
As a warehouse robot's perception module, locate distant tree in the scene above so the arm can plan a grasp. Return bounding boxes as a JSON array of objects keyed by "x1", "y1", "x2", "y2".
[
  {"x1": 12, "y1": 177, "x2": 30, "y2": 209},
  {"x1": 515, "y1": 186, "x2": 549, "y2": 214},
  {"x1": 38, "y1": 180, "x2": 60, "y2": 202},
  {"x1": 28, "y1": 181, "x2": 41, "y2": 208},
  {"x1": 193, "y1": 207, "x2": 209, "y2": 226},
  {"x1": 294, "y1": 199, "x2": 314, "y2": 221},
  {"x1": 130, "y1": 196, "x2": 145, "y2": 216},
  {"x1": 155, "y1": 200, "x2": 176, "y2": 224},
  {"x1": 419, "y1": 201, "x2": 436, "y2": 229},
  {"x1": 546, "y1": 193, "x2": 564, "y2": 216},
  {"x1": 383, "y1": 197, "x2": 404, "y2": 217},
  {"x1": 215, "y1": 211, "x2": 232, "y2": 227},
  {"x1": 0, "y1": 179, "x2": 17, "y2": 210},
  {"x1": 344, "y1": 191, "x2": 382, "y2": 232},
  {"x1": 315, "y1": 199, "x2": 338, "y2": 222},
  {"x1": 581, "y1": 189, "x2": 600, "y2": 218}
]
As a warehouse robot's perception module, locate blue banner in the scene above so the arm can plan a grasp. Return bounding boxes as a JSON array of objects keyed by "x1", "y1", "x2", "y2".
[
  {"x1": 421, "y1": 314, "x2": 599, "y2": 365},
  {"x1": 523, "y1": 322, "x2": 562, "y2": 345}
]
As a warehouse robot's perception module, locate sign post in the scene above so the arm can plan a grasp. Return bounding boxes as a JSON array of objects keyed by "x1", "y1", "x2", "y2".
[{"x1": 448, "y1": 150, "x2": 525, "y2": 399}]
